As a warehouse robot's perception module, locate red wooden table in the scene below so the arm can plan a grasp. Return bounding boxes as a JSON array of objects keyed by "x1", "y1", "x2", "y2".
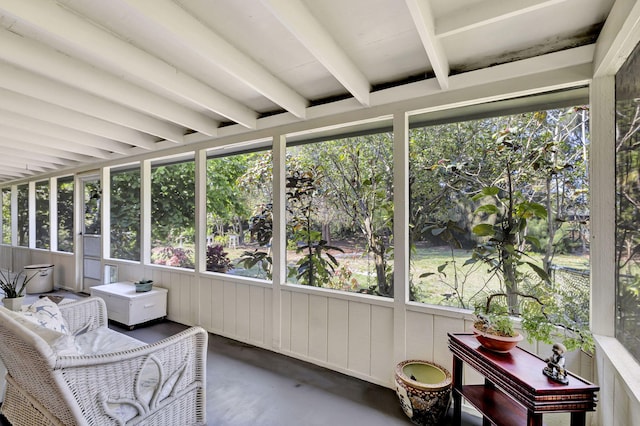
[{"x1": 448, "y1": 333, "x2": 599, "y2": 426}]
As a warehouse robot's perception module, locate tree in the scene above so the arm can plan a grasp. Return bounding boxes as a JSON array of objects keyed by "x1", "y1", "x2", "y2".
[
  {"x1": 319, "y1": 135, "x2": 395, "y2": 296},
  {"x1": 111, "y1": 169, "x2": 141, "y2": 260}
]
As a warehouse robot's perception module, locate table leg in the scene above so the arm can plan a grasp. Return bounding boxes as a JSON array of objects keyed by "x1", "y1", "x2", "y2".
[
  {"x1": 570, "y1": 412, "x2": 586, "y2": 426},
  {"x1": 452, "y1": 356, "x2": 463, "y2": 425},
  {"x1": 527, "y1": 411, "x2": 543, "y2": 426}
]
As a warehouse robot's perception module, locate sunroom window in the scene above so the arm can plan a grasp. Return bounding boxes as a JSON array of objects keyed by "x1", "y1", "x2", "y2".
[
  {"x1": 1, "y1": 187, "x2": 10, "y2": 245},
  {"x1": 35, "y1": 180, "x2": 50, "y2": 249},
  {"x1": 286, "y1": 131, "x2": 394, "y2": 296},
  {"x1": 110, "y1": 166, "x2": 141, "y2": 261},
  {"x1": 56, "y1": 176, "x2": 74, "y2": 253},
  {"x1": 615, "y1": 40, "x2": 640, "y2": 361},
  {"x1": 150, "y1": 156, "x2": 195, "y2": 269},
  {"x1": 409, "y1": 97, "x2": 590, "y2": 317},
  {"x1": 206, "y1": 148, "x2": 273, "y2": 279},
  {"x1": 16, "y1": 183, "x2": 28, "y2": 247}
]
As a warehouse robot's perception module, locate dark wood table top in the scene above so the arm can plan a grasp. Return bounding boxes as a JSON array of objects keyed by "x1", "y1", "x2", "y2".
[{"x1": 448, "y1": 333, "x2": 598, "y2": 412}]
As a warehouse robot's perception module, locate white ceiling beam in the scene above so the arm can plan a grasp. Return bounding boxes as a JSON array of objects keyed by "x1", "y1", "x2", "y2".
[
  {"x1": 0, "y1": 148, "x2": 74, "y2": 167},
  {"x1": 0, "y1": 110, "x2": 133, "y2": 155},
  {"x1": 0, "y1": 63, "x2": 185, "y2": 144},
  {"x1": 0, "y1": 0, "x2": 258, "y2": 128},
  {"x1": 0, "y1": 159, "x2": 50, "y2": 174},
  {"x1": 593, "y1": 0, "x2": 640, "y2": 77},
  {"x1": 0, "y1": 28, "x2": 219, "y2": 136},
  {"x1": 435, "y1": 0, "x2": 569, "y2": 39},
  {"x1": 0, "y1": 138, "x2": 88, "y2": 162},
  {"x1": 0, "y1": 170, "x2": 30, "y2": 179},
  {"x1": 262, "y1": 0, "x2": 371, "y2": 106},
  {"x1": 122, "y1": 0, "x2": 307, "y2": 120},
  {"x1": 0, "y1": 89, "x2": 157, "y2": 150},
  {"x1": 0, "y1": 126, "x2": 111, "y2": 159},
  {"x1": 405, "y1": 0, "x2": 450, "y2": 90}
]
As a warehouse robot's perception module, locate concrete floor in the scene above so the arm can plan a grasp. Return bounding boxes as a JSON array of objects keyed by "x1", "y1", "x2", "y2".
[
  {"x1": 2, "y1": 290, "x2": 483, "y2": 425},
  {"x1": 113, "y1": 320, "x2": 483, "y2": 426}
]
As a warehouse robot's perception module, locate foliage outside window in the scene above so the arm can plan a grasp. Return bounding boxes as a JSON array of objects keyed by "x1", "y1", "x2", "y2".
[
  {"x1": 151, "y1": 159, "x2": 195, "y2": 269},
  {"x1": 615, "y1": 41, "x2": 640, "y2": 361},
  {"x1": 409, "y1": 107, "x2": 590, "y2": 323},
  {"x1": 83, "y1": 179, "x2": 101, "y2": 235},
  {"x1": 286, "y1": 133, "x2": 394, "y2": 297},
  {"x1": 207, "y1": 150, "x2": 272, "y2": 278},
  {"x1": 1, "y1": 188, "x2": 10, "y2": 245},
  {"x1": 16, "y1": 184, "x2": 28, "y2": 247},
  {"x1": 110, "y1": 167, "x2": 140, "y2": 261},
  {"x1": 35, "y1": 181, "x2": 50, "y2": 249},
  {"x1": 57, "y1": 176, "x2": 74, "y2": 252}
]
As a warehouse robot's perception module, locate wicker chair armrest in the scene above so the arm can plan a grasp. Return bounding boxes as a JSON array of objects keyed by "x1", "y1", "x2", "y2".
[
  {"x1": 54, "y1": 326, "x2": 208, "y2": 425},
  {"x1": 58, "y1": 297, "x2": 108, "y2": 335}
]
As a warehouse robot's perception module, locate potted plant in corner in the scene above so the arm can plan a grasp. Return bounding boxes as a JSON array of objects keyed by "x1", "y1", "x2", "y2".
[
  {"x1": 467, "y1": 168, "x2": 593, "y2": 354},
  {"x1": 0, "y1": 269, "x2": 35, "y2": 311},
  {"x1": 206, "y1": 244, "x2": 233, "y2": 273}
]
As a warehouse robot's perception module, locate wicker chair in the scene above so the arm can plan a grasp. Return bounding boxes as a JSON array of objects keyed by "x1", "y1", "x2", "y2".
[{"x1": 0, "y1": 297, "x2": 207, "y2": 425}]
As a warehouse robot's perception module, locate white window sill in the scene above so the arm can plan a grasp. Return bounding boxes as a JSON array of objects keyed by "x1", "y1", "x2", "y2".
[{"x1": 594, "y1": 334, "x2": 640, "y2": 403}]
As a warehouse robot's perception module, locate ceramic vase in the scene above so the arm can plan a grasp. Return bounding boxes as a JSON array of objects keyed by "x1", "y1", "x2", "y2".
[{"x1": 394, "y1": 360, "x2": 452, "y2": 426}]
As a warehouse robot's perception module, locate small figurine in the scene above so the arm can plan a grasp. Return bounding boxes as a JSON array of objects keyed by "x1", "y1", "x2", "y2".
[{"x1": 543, "y1": 342, "x2": 569, "y2": 385}]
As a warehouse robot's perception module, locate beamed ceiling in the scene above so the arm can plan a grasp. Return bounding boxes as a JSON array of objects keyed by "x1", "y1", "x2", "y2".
[{"x1": 0, "y1": 0, "x2": 616, "y2": 184}]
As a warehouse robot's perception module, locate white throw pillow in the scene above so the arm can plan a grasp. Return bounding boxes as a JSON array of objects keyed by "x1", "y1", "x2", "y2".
[
  {"x1": 7, "y1": 309, "x2": 78, "y2": 356},
  {"x1": 20, "y1": 297, "x2": 70, "y2": 334}
]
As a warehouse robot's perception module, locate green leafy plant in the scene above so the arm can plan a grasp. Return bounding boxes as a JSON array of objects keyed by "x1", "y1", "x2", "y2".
[
  {"x1": 206, "y1": 244, "x2": 233, "y2": 272},
  {"x1": 0, "y1": 270, "x2": 35, "y2": 299},
  {"x1": 286, "y1": 167, "x2": 343, "y2": 287},
  {"x1": 430, "y1": 126, "x2": 594, "y2": 352}
]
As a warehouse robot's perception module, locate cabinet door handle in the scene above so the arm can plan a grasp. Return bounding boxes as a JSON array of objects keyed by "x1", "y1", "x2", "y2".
[{"x1": 144, "y1": 303, "x2": 155, "y2": 309}]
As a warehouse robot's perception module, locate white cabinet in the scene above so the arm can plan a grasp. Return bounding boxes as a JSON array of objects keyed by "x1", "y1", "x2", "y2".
[{"x1": 90, "y1": 282, "x2": 168, "y2": 328}]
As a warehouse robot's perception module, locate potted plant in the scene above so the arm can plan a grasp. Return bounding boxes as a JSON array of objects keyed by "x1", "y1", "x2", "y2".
[
  {"x1": 0, "y1": 269, "x2": 35, "y2": 311},
  {"x1": 206, "y1": 244, "x2": 233, "y2": 273},
  {"x1": 467, "y1": 178, "x2": 593, "y2": 353},
  {"x1": 429, "y1": 127, "x2": 594, "y2": 354},
  {"x1": 134, "y1": 278, "x2": 153, "y2": 292}
]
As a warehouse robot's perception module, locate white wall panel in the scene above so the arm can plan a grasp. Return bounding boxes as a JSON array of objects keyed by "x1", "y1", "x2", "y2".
[
  {"x1": 223, "y1": 280, "x2": 237, "y2": 335},
  {"x1": 433, "y1": 315, "x2": 465, "y2": 367},
  {"x1": 280, "y1": 290, "x2": 291, "y2": 351},
  {"x1": 249, "y1": 286, "x2": 265, "y2": 345},
  {"x1": 51, "y1": 252, "x2": 74, "y2": 288},
  {"x1": 211, "y1": 279, "x2": 225, "y2": 332},
  {"x1": 0, "y1": 246, "x2": 11, "y2": 270},
  {"x1": 370, "y1": 305, "x2": 394, "y2": 383},
  {"x1": 290, "y1": 292, "x2": 309, "y2": 356},
  {"x1": 263, "y1": 288, "x2": 273, "y2": 348},
  {"x1": 235, "y1": 283, "x2": 251, "y2": 341},
  {"x1": 199, "y1": 276, "x2": 213, "y2": 329},
  {"x1": 327, "y1": 298, "x2": 349, "y2": 368},
  {"x1": 30, "y1": 250, "x2": 52, "y2": 265},
  {"x1": 308, "y1": 294, "x2": 328, "y2": 362},
  {"x1": 12, "y1": 247, "x2": 31, "y2": 271},
  {"x1": 406, "y1": 310, "x2": 434, "y2": 360},
  {"x1": 348, "y1": 301, "x2": 371, "y2": 375}
]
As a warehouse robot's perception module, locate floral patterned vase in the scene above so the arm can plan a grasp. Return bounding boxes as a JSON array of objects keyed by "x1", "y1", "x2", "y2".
[{"x1": 394, "y1": 360, "x2": 452, "y2": 426}]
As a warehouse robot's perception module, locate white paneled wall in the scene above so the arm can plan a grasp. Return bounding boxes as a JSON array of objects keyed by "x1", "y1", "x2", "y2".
[{"x1": 4, "y1": 248, "x2": 595, "y2": 394}]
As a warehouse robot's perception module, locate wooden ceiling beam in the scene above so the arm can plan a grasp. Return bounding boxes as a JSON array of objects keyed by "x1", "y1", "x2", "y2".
[
  {"x1": 405, "y1": 0, "x2": 450, "y2": 90},
  {"x1": 122, "y1": 0, "x2": 307, "y2": 119},
  {"x1": 262, "y1": 0, "x2": 371, "y2": 106},
  {"x1": 0, "y1": 0, "x2": 258, "y2": 128},
  {"x1": 0, "y1": 28, "x2": 219, "y2": 137}
]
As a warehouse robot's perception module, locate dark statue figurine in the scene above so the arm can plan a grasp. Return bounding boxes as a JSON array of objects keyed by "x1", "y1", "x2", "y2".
[{"x1": 543, "y1": 342, "x2": 569, "y2": 385}]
